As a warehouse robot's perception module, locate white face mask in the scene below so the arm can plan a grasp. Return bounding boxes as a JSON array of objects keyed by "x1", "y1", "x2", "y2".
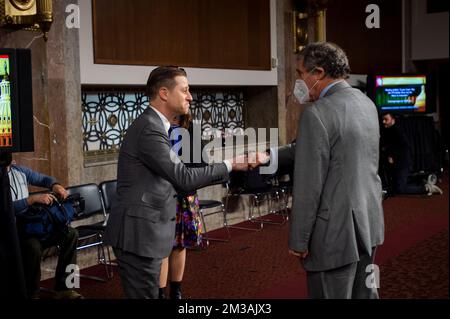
[
  {"x1": 294, "y1": 79, "x2": 310, "y2": 104},
  {"x1": 293, "y1": 68, "x2": 319, "y2": 104}
]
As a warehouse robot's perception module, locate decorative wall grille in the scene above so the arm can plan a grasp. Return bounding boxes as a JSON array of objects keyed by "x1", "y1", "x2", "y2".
[
  {"x1": 82, "y1": 88, "x2": 244, "y2": 166},
  {"x1": 191, "y1": 91, "x2": 244, "y2": 138}
]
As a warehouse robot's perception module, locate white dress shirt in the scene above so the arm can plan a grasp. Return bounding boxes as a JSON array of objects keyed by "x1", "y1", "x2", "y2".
[
  {"x1": 150, "y1": 105, "x2": 171, "y2": 135},
  {"x1": 149, "y1": 106, "x2": 232, "y2": 172}
]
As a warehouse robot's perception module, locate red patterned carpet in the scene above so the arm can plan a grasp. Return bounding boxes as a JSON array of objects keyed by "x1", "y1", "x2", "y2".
[{"x1": 42, "y1": 171, "x2": 449, "y2": 299}]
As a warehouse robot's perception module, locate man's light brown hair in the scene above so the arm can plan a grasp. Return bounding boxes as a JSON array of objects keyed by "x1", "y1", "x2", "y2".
[{"x1": 146, "y1": 66, "x2": 187, "y2": 100}]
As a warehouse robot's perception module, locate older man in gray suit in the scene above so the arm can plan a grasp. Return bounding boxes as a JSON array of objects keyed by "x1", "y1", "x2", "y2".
[
  {"x1": 104, "y1": 66, "x2": 247, "y2": 299},
  {"x1": 256, "y1": 42, "x2": 384, "y2": 299}
]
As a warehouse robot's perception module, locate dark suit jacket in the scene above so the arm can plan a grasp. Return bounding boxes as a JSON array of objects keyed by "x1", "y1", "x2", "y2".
[{"x1": 104, "y1": 107, "x2": 229, "y2": 258}]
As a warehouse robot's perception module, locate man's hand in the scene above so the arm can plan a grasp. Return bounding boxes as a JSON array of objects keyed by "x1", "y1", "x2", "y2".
[
  {"x1": 289, "y1": 249, "x2": 309, "y2": 259},
  {"x1": 231, "y1": 154, "x2": 249, "y2": 171},
  {"x1": 27, "y1": 193, "x2": 58, "y2": 206},
  {"x1": 52, "y1": 184, "x2": 69, "y2": 200},
  {"x1": 248, "y1": 151, "x2": 270, "y2": 169},
  {"x1": 387, "y1": 157, "x2": 394, "y2": 164}
]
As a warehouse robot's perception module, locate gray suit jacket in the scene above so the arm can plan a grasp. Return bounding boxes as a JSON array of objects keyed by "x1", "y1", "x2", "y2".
[
  {"x1": 279, "y1": 81, "x2": 384, "y2": 272},
  {"x1": 104, "y1": 107, "x2": 229, "y2": 258}
]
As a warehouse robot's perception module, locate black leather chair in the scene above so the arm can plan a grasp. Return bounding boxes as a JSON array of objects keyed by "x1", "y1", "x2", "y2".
[
  {"x1": 226, "y1": 169, "x2": 288, "y2": 231},
  {"x1": 66, "y1": 183, "x2": 112, "y2": 281},
  {"x1": 98, "y1": 180, "x2": 117, "y2": 266},
  {"x1": 277, "y1": 179, "x2": 292, "y2": 217},
  {"x1": 225, "y1": 170, "x2": 265, "y2": 231},
  {"x1": 196, "y1": 181, "x2": 231, "y2": 248},
  {"x1": 99, "y1": 180, "x2": 117, "y2": 216}
]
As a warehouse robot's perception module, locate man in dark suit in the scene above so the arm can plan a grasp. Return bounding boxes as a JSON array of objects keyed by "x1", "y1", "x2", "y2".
[
  {"x1": 104, "y1": 66, "x2": 247, "y2": 298},
  {"x1": 253, "y1": 42, "x2": 384, "y2": 298}
]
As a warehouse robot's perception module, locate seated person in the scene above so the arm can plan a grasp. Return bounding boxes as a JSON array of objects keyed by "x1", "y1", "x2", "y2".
[
  {"x1": 380, "y1": 113, "x2": 442, "y2": 196},
  {"x1": 8, "y1": 162, "x2": 83, "y2": 299}
]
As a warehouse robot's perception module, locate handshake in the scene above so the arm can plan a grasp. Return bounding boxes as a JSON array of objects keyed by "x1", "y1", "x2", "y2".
[{"x1": 229, "y1": 151, "x2": 271, "y2": 171}]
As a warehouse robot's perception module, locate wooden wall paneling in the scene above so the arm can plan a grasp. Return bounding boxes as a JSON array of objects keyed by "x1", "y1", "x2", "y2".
[
  {"x1": 92, "y1": 0, "x2": 271, "y2": 70},
  {"x1": 247, "y1": 0, "x2": 271, "y2": 68},
  {"x1": 326, "y1": 0, "x2": 402, "y2": 74}
]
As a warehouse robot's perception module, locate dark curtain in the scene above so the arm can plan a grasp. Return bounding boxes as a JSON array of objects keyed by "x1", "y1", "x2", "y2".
[
  {"x1": 0, "y1": 153, "x2": 27, "y2": 298},
  {"x1": 397, "y1": 116, "x2": 442, "y2": 174}
]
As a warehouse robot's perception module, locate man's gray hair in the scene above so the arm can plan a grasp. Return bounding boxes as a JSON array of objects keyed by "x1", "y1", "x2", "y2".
[{"x1": 297, "y1": 42, "x2": 351, "y2": 79}]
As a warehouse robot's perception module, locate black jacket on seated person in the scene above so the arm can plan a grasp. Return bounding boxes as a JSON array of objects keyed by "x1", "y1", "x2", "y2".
[
  {"x1": 381, "y1": 123, "x2": 412, "y2": 170},
  {"x1": 381, "y1": 123, "x2": 424, "y2": 194},
  {"x1": 8, "y1": 165, "x2": 79, "y2": 298}
]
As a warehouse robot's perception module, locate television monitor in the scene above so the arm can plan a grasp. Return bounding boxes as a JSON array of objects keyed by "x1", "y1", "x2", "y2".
[
  {"x1": 0, "y1": 48, "x2": 34, "y2": 153},
  {"x1": 367, "y1": 74, "x2": 432, "y2": 114}
]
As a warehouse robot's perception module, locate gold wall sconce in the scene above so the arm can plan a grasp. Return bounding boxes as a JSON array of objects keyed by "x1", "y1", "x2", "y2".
[
  {"x1": 309, "y1": 0, "x2": 328, "y2": 42},
  {"x1": 293, "y1": 0, "x2": 329, "y2": 53},
  {"x1": 293, "y1": 11, "x2": 308, "y2": 53},
  {"x1": 0, "y1": 0, "x2": 53, "y2": 41}
]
